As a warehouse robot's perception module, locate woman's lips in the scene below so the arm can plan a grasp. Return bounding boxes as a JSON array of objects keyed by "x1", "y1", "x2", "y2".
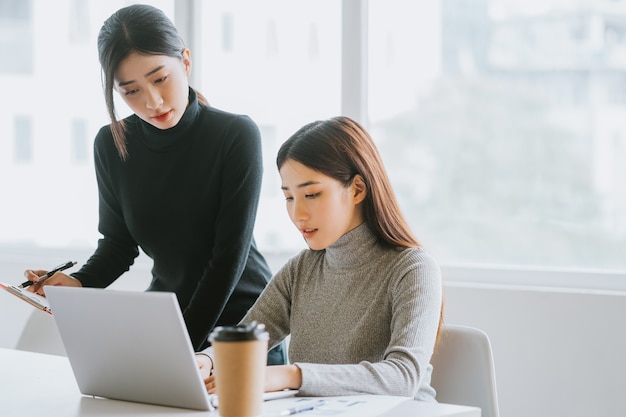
[
  {"x1": 153, "y1": 110, "x2": 172, "y2": 123},
  {"x1": 302, "y1": 228, "x2": 317, "y2": 239}
]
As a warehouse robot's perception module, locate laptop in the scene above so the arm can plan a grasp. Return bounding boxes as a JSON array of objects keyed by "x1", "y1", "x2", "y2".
[{"x1": 45, "y1": 286, "x2": 296, "y2": 411}]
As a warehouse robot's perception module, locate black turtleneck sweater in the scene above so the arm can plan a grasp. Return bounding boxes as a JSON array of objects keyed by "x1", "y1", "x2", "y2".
[{"x1": 71, "y1": 88, "x2": 272, "y2": 350}]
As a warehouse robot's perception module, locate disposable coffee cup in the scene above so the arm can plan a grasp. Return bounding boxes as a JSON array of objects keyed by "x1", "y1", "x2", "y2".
[{"x1": 209, "y1": 321, "x2": 269, "y2": 417}]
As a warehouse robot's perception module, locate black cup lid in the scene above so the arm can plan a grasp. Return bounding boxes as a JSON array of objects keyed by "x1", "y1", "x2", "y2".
[{"x1": 208, "y1": 321, "x2": 269, "y2": 342}]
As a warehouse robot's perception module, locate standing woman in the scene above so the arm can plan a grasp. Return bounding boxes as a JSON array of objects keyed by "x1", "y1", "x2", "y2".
[
  {"x1": 199, "y1": 116, "x2": 443, "y2": 400},
  {"x1": 24, "y1": 4, "x2": 283, "y2": 360}
]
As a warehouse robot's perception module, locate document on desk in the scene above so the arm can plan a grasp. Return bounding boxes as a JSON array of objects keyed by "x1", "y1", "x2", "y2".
[
  {"x1": 0, "y1": 282, "x2": 52, "y2": 315},
  {"x1": 262, "y1": 395, "x2": 411, "y2": 417}
]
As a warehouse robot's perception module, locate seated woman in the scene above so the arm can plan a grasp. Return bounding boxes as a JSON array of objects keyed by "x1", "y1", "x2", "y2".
[{"x1": 197, "y1": 116, "x2": 442, "y2": 401}]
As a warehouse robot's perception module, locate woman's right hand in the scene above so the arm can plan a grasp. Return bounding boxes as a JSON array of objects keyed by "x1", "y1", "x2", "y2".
[
  {"x1": 195, "y1": 354, "x2": 215, "y2": 392},
  {"x1": 23, "y1": 270, "x2": 82, "y2": 296}
]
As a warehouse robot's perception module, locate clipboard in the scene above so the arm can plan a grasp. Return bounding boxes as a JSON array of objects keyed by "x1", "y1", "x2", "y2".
[{"x1": 0, "y1": 282, "x2": 52, "y2": 315}]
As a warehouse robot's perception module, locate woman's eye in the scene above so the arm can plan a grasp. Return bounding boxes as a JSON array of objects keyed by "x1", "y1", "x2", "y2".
[
  {"x1": 124, "y1": 89, "x2": 138, "y2": 96},
  {"x1": 305, "y1": 192, "x2": 321, "y2": 199},
  {"x1": 155, "y1": 76, "x2": 168, "y2": 84},
  {"x1": 284, "y1": 196, "x2": 294, "y2": 202}
]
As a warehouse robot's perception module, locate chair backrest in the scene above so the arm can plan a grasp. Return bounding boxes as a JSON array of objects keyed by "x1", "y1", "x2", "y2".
[
  {"x1": 15, "y1": 310, "x2": 67, "y2": 356},
  {"x1": 430, "y1": 324, "x2": 500, "y2": 417}
]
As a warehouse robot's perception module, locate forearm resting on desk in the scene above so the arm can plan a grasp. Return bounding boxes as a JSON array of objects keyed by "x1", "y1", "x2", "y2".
[
  {"x1": 195, "y1": 353, "x2": 302, "y2": 393},
  {"x1": 265, "y1": 364, "x2": 302, "y2": 392}
]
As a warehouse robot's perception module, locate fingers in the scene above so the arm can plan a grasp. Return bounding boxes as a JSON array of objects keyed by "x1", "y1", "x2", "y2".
[
  {"x1": 205, "y1": 375, "x2": 216, "y2": 394},
  {"x1": 22, "y1": 269, "x2": 44, "y2": 294},
  {"x1": 23, "y1": 269, "x2": 45, "y2": 280},
  {"x1": 195, "y1": 353, "x2": 216, "y2": 393},
  {"x1": 23, "y1": 270, "x2": 45, "y2": 294},
  {"x1": 29, "y1": 272, "x2": 82, "y2": 296}
]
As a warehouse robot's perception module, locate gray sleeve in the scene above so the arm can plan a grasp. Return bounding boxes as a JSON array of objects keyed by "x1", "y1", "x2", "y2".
[
  {"x1": 200, "y1": 252, "x2": 305, "y2": 360},
  {"x1": 199, "y1": 259, "x2": 295, "y2": 362},
  {"x1": 239, "y1": 259, "x2": 295, "y2": 350}
]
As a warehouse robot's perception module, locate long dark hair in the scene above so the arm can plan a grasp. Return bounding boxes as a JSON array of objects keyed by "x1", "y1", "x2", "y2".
[
  {"x1": 97, "y1": 4, "x2": 207, "y2": 160},
  {"x1": 277, "y1": 116, "x2": 420, "y2": 249}
]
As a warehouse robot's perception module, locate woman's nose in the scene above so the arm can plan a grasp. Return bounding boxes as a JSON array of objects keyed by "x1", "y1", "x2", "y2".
[
  {"x1": 291, "y1": 199, "x2": 308, "y2": 223},
  {"x1": 145, "y1": 87, "x2": 163, "y2": 110}
]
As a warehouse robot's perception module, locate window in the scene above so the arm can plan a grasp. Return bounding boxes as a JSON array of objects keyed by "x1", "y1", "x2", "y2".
[
  {"x1": 198, "y1": 0, "x2": 342, "y2": 252},
  {"x1": 367, "y1": 0, "x2": 626, "y2": 271},
  {"x1": 69, "y1": 0, "x2": 90, "y2": 44},
  {"x1": 1, "y1": 0, "x2": 624, "y2": 287},
  {"x1": 0, "y1": 0, "x2": 174, "y2": 250},
  {"x1": 71, "y1": 118, "x2": 89, "y2": 163},
  {"x1": 0, "y1": 0, "x2": 33, "y2": 73},
  {"x1": 14, "y1": 115, "x2": 32, "y2": 162}
]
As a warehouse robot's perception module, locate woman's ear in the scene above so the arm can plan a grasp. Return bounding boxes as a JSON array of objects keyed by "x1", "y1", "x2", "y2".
[
  {"x1": 182, "y1": 48, "x2": 192, "y2": 76},
  {"x1": 351, "y1": 174, "x2": 367, "y2": 205}
]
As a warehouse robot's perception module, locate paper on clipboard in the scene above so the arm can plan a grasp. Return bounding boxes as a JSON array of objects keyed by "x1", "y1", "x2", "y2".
[{"x1": 0, "y1": 282, "x2": 52, "y2": 315}]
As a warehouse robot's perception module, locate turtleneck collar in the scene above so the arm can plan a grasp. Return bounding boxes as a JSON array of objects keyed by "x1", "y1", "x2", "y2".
[
  {"x1": 134, "y1": 87, "x2": 200, "y2": 152},
  {"x1": 323, "y1": 223, "x2": 380, "y2": 270}
]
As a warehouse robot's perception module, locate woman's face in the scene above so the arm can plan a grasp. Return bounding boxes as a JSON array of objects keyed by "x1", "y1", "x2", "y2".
[
  {"x1": 279, "y1": 159, "x2": 365, "y2": 250},
  {"x1": 114, "y1": 50, "x2": 191, "y2": 130}
]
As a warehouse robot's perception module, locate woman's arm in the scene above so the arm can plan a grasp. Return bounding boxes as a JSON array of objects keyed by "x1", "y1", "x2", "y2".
[{"x1": 197, "y1": 258, "x2": 298, "y2": 392}]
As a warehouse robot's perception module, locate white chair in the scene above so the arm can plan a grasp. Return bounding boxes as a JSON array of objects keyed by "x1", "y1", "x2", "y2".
[
  {"x1": 430, "y1": 324, "x2": 500, "y2": 417},
  {"x1": 15, "y1": 310, "x2": 67, "y2": 356}
]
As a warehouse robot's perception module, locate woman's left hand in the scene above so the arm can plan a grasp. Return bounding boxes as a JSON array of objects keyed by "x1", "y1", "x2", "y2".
[{"x1": 264, "y1": 365, "x2": 302, "y2": 392}]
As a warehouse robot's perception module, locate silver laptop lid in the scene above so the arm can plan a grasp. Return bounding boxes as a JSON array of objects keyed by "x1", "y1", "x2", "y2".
[{"x1": 45, "y1": 286, "x2": 211, "y2": 411}]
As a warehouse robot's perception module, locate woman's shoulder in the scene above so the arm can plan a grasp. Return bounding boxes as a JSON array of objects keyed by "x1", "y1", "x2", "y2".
[
  {"x1": 398, "y1": 245, "x2": 438, "y2": 263},
  {"x1": 276, "y1": 248, "x2": 324, "y2": 278},
  {"x1": 198, "y1": 105, "x2": 259, "y2": 132},
  {"x1": 94, "y1": 115, "x2": 140, "y2": 145},
  {"x1": 93, "y1": 123, "x2": 116, "y2": 155},
  {"x1": 196, "y1": 106, "x2": 261, "y2": 151},
  {"x1": 286, "y1": 247, "x2": 323, "y2": 266},
  {"x1": 93, "y1": 116, "x2": 143, "y2": 162},
  {"x1": 388, "y1": 246, "x2": 441, "y2": 280}
]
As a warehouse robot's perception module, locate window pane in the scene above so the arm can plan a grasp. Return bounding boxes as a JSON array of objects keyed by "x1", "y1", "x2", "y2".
[
  {"x1": 198, "y1": 0, "x2": 342, "y2": 252},
  {"x1": 368, "y1": 0, "x2": 626, "y2": 270},
  {"x1": 0, "y1": 1, "x2": 174, "y2": 248},
  {"x1": 71, "y1": 118, "x2": 89, "y2": 163},
  {"x1": 0, "y1": 0, "x2": 33, "y2": 73},
  {"x1": 14, "y1": 115, "x2": 33, "y2": 162}
]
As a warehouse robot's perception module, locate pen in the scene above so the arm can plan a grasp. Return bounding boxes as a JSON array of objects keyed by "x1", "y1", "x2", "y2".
[
  {"x1": 19, "y1": 261, "x2": 77, "y2": 288},
  {"x1": 279, "y1": 400, "x2": 325, "y2": 416}
]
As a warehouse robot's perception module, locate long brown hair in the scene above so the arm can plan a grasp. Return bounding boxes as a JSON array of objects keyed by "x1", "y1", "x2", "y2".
[
  {"x1": 97, "y1": 4, "x2": 208, "y2": 160},
  {"x1": 277, "y1": 116, "x2": 419, "y2": 249}
]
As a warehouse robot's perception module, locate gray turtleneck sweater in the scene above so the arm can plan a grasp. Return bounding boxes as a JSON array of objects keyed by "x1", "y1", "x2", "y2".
[{"x1": 206, "y1": 223, "x2": 442, "y2": 401}]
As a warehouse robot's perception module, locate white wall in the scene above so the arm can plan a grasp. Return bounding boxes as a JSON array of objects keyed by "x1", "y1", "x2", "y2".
[
  {"x1": 2, "y1": 256, "x2": 625, "y2": 417},
  {"x1": 443, "y1": 282, "x2": 626, "y2": 417}
]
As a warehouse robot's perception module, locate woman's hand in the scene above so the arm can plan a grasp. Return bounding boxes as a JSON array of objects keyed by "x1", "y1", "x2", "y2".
[
  {"x1": 23, "y1": 271, "x2": 82, "y2": 296},
  {"x1": 264, "y1": 365, "x2": 302, "y2": 393},
  {"x1": 196, "y1": 354, "x2": 215, "y2": 392}
]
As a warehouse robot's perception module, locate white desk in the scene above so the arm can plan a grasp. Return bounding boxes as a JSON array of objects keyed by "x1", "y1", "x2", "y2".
[{"x1": 0, "y1": 348, "x2": 480, "y2": 417}]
